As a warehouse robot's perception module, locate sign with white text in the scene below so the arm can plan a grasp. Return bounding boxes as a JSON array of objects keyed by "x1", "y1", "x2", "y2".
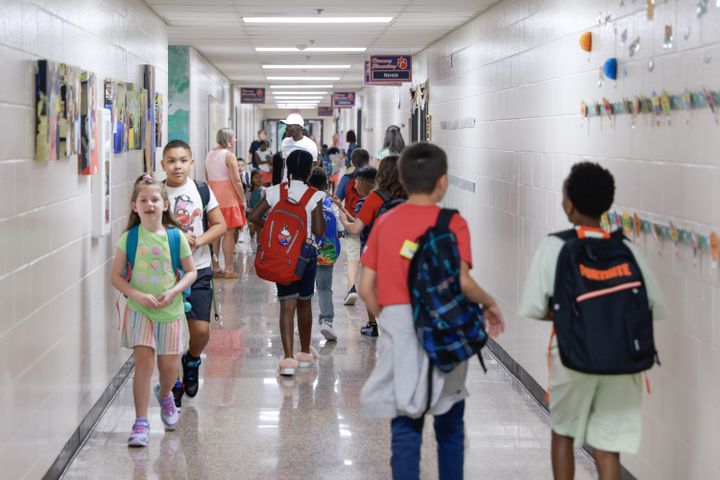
[{"x1": 368, "y1": 55, "x2": 412, "y2": 83}]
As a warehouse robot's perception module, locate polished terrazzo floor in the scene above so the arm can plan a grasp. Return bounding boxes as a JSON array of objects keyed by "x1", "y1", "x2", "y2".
[{"x1": 62, "y1": 241, "x2": 596, "y2": 479}]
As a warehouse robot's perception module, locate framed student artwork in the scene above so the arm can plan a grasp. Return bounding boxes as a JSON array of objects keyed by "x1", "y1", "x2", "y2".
[
  {"x1": 59, "y1": 64, "x2": 81, "y2": 158},
  {"x1": 143, "y1": 65, "x2": 156, "y2": 172},
  {"x1": 113, "y1": 81, "x2": 128, "y2": 153},
  {"x1": 127, "y1": 83, "x2": 143, "y2": 150},
  {"x1": 92, "y1": 108, "x2": 112, "y2": 238},
  {"x1": 154, "y1": 93, "x2": 164, "y2": 147},
  {"x1": 35, "y1": 60, "x2": 61, "y2": 160},
  {"x1": 80, "y1": 71, "x2": 98, "y2": 174}
]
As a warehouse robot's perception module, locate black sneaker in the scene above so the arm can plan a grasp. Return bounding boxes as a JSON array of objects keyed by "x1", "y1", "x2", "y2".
[
  {"x1": 360, "y1": 322, "x2": 378, "y2": 337},
  {"x1": 182, "y1": 354, "x2": 202, "y2": 398},
  {"x1": 343, "y1": 286, "x2": 358, "y2": 306},
  {"x1": 171, "y1": 380, "x2": 184, "y2": 409}
]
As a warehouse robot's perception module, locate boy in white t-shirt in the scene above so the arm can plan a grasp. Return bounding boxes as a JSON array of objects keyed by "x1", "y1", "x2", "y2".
[{"x1": 161, "y1": 140, "x2": 227, "y2": 407}]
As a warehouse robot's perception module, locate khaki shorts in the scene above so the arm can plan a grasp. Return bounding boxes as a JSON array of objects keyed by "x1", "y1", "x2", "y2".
[
  {"x1": 549, "y1": 346, "x2": 643, "y2": 454},
  {"x1": 343, "y1": 234, "x2": 361, "y2": 261}
]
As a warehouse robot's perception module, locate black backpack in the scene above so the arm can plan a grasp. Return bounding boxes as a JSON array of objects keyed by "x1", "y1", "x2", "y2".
[
  {"x1": 360, "y1": 188, "x2": 405, "y2": 245},
  {"x1": 551, "y1": 228, "x2": 660, "y2": 374}
]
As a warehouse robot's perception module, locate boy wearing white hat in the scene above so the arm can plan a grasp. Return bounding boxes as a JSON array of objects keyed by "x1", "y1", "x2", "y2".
[{"x1": 281, "y1": 113, "x2": 318, "y2": 165}]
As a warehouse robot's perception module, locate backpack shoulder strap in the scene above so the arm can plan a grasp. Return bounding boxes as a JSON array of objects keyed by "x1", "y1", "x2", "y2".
[
  {"x1": 194, "y1": 179, "x2": 210, "y2": 211},
  {"x1": 610, "y1": 228, "x2": 627, "y2": 242},
  {"x1": 376, "y1": 188, "x2": 391, "y2": 203},
  {"x1": 435, "y1": 209, "x2": 458, "y2": 230},
  {"x1": 550, "y1": 229, "x2": 578, "y2": 241},
  {"x1": 126, "y1": 225, "x2": 140, "y2": 269},
  {"x1": 167, "y1": 227, "x2": 182, "y2": 274},
  {"x1": 279, "y1": 182, "x2": 289, "y2": 201},
  {"x1": 298, "y1": 186, "x2": 317, "y2": 207}
]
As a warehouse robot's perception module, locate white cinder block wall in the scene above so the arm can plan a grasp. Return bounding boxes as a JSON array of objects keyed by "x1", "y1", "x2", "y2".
[
  {"x1": 0, "y1": 1, "x2": 168, "y2": 478},
  {"x1": 364, "y1": 0, "x2": 720, "y2": 478}
]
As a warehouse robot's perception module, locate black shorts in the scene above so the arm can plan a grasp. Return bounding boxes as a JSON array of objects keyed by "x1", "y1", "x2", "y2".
[
  {"x1": 187, "y1": 267, "x2": 213, "y2": 322},
  {"x1": 276, "y1": 251, "x2": 317, "y2": 300}
]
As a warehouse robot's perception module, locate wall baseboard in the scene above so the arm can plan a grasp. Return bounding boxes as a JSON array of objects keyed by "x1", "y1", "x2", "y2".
[
  {"x1": 43, "y1": 355, "x2": 135, "y2": 480},
  {"x1": 486, "y1": 339, "x2": 637, "y2": 480}
]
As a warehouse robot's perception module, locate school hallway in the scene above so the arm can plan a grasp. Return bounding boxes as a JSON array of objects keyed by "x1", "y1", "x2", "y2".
[{"x1": 60, "y1": 245, "x2": 595, "y2": 480}]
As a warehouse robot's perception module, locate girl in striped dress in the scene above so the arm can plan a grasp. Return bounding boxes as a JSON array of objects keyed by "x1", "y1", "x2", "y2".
[{"x1": 110, "y1": 174, "x2": 197, "y2": 447}]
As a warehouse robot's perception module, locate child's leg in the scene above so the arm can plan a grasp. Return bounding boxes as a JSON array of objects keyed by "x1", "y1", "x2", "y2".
[
  {"x1": 279, "y1": 298, "x2": 298, "y2": 357},
  {"x1": 316, "y1": 266, "x2": 334, "y2": 324},
  {"x1": 347, "y1": 258, "x2": 359, "y2": 289},
  {"x1": 391, "y1": 415, "x2": 425, "y2": 480},
  {"x1": 434, "y1": 400, "x2": 465, "y2": 480},
  {"x1": 133, "y1": 346, "x2": 155, "y2": 418},
  {"x1": 551, "y1": 430, "x2": 575, "y2": 480},
  {"x1": 297, "y1": 299, "x2": 312, "y2": 353},
  {"x1": 188, "y1": 320, "x2": 210, "y2": 357},
  {"x1": 157, "y1": 354, "x2": 180, "y2": 397},
  {"x1": 223, "y1": 229, "x2": 238, "y2": 275},
  {"x1": 211, "y1": 238, "x2": 222, "y2": 272},
  {"x1": 592, "y1": 449, "x2": 620, "y2": 480}
]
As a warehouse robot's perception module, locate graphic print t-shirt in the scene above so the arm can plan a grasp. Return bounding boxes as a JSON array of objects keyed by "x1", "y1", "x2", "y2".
[
  {"x1": 118, "y1": 226, "x2": 192, "y2": 322},
  {"x1": 165, "y1": 180, "x2": 219, "y2": 269}
]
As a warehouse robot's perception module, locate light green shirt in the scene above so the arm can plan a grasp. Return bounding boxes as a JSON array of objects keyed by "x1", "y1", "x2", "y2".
[
  {"x1": 519, "y1": 232, "x2": 667, "y2": 320},
  {"x1": 118, "y1": 225, "x2": 192, "y2": 322}
]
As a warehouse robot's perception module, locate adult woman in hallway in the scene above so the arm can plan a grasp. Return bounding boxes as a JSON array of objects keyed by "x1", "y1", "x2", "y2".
[
  {"x1": 345, "y1": 130, "x2": 358, "y2": 168},
  {"x1": 206, "y1": 128, "x2": 246, "y2": 279}
]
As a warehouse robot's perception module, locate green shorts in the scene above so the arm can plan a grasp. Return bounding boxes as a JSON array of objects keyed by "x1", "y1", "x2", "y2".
[{"x1": 549, "y1": 346, "x2": 643, "y2": 454}]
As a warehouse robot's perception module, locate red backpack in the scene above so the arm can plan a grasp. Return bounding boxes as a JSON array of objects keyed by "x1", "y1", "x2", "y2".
[{"x1": 255, "y1": 183, "x2": 317, "y2": 285}]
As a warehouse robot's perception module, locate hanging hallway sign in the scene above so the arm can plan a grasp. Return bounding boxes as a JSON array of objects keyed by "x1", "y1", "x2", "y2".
[
  {"x1": 364, "y1": 61, "x2": 401, "y2": 86},
  {"x1": 332, "y1": 92, "x2": 355, "y2": 108},
  {"x1": 241, "y1": 87, "x2": 265, "y2": 104},
  {"x1": 369, "y1": 55, "x2": 412, "y2": 83},
  {"x1": 317, "y1": 106, "x2": 334, "y2": 116}
]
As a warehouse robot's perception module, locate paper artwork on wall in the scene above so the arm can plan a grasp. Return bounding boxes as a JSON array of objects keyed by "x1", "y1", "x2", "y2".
[
  {"x1": 59, "y1": 64, "x2": 81, "y2": 158},
  {"x1": 154, "y1": 93, "x2": 164, "y2": 147},
  {"x1": 80, "y1": 71, "x2": 98, "y2": 174},
  {"x1": 108, "y1": 81, "x2": 128, "y2": 154},
  {"x1": 143, "y1": 65, "x2": 156, "y2": 172},
  {"x1": 127, "y1": 83, "x2": 144, "y2": 151},
  {"x1": 35, "y1": 60, "x2": 61, "y2": 161}
]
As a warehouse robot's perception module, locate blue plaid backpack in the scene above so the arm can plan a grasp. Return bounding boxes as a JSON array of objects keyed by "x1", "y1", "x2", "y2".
[{"x1": 409, "y1": 209, "x2": 488, "y2": 375}]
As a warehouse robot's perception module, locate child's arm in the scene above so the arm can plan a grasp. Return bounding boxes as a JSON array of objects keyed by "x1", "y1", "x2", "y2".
[
  {"x1": 460, "y1": 261, "x2": 505, "y2": 338},
  {"x1": 311, "y1": 201, "x2": 326, "y2": 237},
  {"x1": 157, "y1": 254, "x2": 197, "y2": 308},
  {"x1": 339, "y1": 211, "x2": 364, "y2": 234},
  {"x1": 359, "y1": 266, "x2": 381, "y2": 317},
  {"x1": 195, "y1": 206, "x2": 227, "y2": 248},
  {"x1": 249, "y1": 197, "x2": 271, "y2": 227},
  {"x1": 110, "y1": 247, "x2": 159, "y2": 309}
]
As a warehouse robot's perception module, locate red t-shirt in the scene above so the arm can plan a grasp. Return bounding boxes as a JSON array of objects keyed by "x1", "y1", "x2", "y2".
[
  {"x1": 361, "y1": 203, "x2": 473, "y2": 308},
  {"x1": 357, "y1": 190, "x2": 384, "y2": 226},
  {"x1": 344, "y1": 178, "x2": 362, "y2": 216}
]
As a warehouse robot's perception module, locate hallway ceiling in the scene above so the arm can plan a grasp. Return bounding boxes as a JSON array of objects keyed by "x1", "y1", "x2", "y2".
[{"x1": 144, "y1": 0, "x2": 498, "y2": 107}]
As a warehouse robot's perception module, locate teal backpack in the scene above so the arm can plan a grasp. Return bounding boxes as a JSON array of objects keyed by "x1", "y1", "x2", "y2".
[{"x1": 124, "y1": 225, "x2": 191, "y2": 312}]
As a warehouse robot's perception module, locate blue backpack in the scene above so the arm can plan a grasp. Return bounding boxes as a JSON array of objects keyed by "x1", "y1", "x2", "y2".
[
  {"x1": 316, "y1": 197, "x2": 341, "y2": 265},
  {"x1": 409, "y1": 209, "x2": 488, "y2": 375},
  {"x1": 124, "y1": 225, "x2": 191, "y2": 312}
]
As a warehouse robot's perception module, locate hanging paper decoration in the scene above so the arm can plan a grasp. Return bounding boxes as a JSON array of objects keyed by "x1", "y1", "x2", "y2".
[
  {"x1": 660, "y1": 92, "x2": 672, "y2": 125},
  {"x1": 663, "y1": 25, "x2": 674, "y2": 49},
  {"x1": 620, "y1": 29, "x2": 628, "y2": 46},
  {"x1": 711, "y1": 232, "x2": 719, "y2": 267},
  {"x1": 603, "y1": 58, "x2": 618, "y2": 80},
  {"x1": 697, "y1": 0, "x2": 709, "y2": 18},
  {"x1": 629, "y1": 37, "x2": 641, "y2": 57},
  {"x1": 622, "y1": 212, "x2": 633, "y2": 239},
  {"x1": 703, "y1": 88, "x2": 718, "y2": 123},
  {"x1": 682, "y1": 89, "x2": 693, "y2": 124},
  {"x1": 647, "y1": 0, "x2": 655, "y2": 19},
  {"x1": 633, "y1": 213, "x2": 642, "y2": 242},
  {"x1": 579, "y1": 32, "x2": 592, "y2": 52}
]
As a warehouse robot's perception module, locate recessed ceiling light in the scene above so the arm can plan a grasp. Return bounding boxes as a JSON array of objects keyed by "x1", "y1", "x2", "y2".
[
  {"x1": 268, "y1": 91, "x2": 327, "y2": 95},
  {"x1": 244, "y1": 17, "x2": 392, "y2": 24},
  {"x1": 262, "y1": 65, "x2": 350, "y2": 69},
  {"x1": 256, "y1": 47, "x2": 367, "y2": 52},
  {"x1": 267, "y1": 76, "x2": 341, "y2": 81},
  {"x1": 270, "y1": 85, "x2": 334, "y2": 89}
]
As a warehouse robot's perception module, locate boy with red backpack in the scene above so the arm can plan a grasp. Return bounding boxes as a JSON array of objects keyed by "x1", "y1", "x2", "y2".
[{"x1": 249, "y1": 150, "x2": 326, "y2": 376}]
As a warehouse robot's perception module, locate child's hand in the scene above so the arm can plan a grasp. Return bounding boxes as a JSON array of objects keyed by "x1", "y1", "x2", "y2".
[
  {"x1": 156, "y1": 289, "x2": 178, "y2": 308},
  {"x1": 331, "y1": 196, "x2": 342, "y2": 205},
  {"x1": 484, "y1": 304, "x2": 505, "y2": 338},
  {"x1": 184, "y1": 233, "x2": 197, "y2": 249},
  {"x1": 133, "y1": 292, "x2": 160, "y2": 309}
]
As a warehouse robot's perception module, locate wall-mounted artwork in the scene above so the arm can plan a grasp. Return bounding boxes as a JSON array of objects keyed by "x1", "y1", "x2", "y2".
[
  {"x1": 143, "y1": 65, "x2": 156, "y2": 172},
  {"x1": 59, "y1": 64, "x2": 81, "y2": 158},
  {"x1": 92, "y1": 108, "x2": 112, "y2": 238},
  {"x1": 35, "y1": 60, "x2": 61, "y2": 161},
  {"x1": 80, "y1": 71, "x2": 98, "y2": 174},
  {"x1": 154, "y1": 93, "x2": 164, "y2": 147},
  {"x1": 127, "y1": 83, "x2": 143, "y2": 150},
  {"x1": 113, "y1": 81, "x2": 128, "y2": 153},
  {"x1": 168, "y1": 46, "x2": 190, "y2": 142}
]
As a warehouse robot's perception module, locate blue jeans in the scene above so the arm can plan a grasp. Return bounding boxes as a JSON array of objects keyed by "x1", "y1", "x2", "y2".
[
  {"x1": 390, "y1": 400, "x2": 465, "y2": 480},
  {"x1": 315, "y1": 264, "x2": 334, "y2": 322}
]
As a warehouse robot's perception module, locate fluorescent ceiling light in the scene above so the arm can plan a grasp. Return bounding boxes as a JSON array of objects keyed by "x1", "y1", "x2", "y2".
[
  {"x1": 270, "y1": 85, "x2": 334, "y2": 89},
  {"x1": 273, "y1": 96, "x2": 324, "y2": 100},
  {"x1": 244, "y1": 17, "x2": 392, "y2": 24},
  {"x1": 262, "y1": 65, "x2": 350, "y2": 69},
  {"x1": 276, "y1": 105, "x2": 319, "y2": 109},
  {"x1": 256, "y1": 47, "x2": 366, "y2": 52},
  {"x1": 267, "y1": 76, "x2": 340, "y2": 81},
  {"x1": 267, "y1": 91, "x2": 327, "y2": 95}
]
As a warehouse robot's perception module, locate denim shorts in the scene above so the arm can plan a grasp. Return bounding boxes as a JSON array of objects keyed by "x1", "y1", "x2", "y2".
[
  {"x1": 186, "y1": 267, "x2": 213, "y2": 322},
  {"x1": 276, "y1": 250, "x2": 318, "y2": 300}
]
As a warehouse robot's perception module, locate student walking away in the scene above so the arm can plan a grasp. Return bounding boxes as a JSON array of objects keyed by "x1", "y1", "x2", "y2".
[
  {"x1": 334, "y1": 166, "x2": 379, "y2": 336},
  {"x1": 334, "y1": 148, "x2": 370, "y2": 306},
  {"x1": 205, "y1": 128, "x2": 246, "y2": 279},
  {"x1": 358, "y1": 143, "x2": 505, "y2": 479},
  {"x1": 375, "y1": 125, "x2": 405, "y2": 164},
  {"x1": 110, "y1": 174, "x2": 198, "y2": 447},
  {"x1": 249, "y1": 150, "x2": 326, "y2": 377},
  {"x1": 254, "y1": 140, "x2": 274, "y2": 186},
  {"x1": 519, "y1": 161, "x2": 666, "y2": 480},
  {"x1": 271, "y1": 152, "x2": 285, "y2": 186},
  {"x1": 246, "y1": 169, "x2": 265, "y2": 252},
  {"x1": 162, "y1": 140, "x2": 227, "y2": 408},
  {"x1": 307, "y1": 167, "x2": 344, "y2": 342},
  {"x1": 344, "y1": 130, "x2": 358, "y2": 168},
  {"x1": 281, "y1": 113, "x2": 318, "y2": 170},
  {"x1": 249, "y1": 129, "x2": 267, "y2": 169},
  {"x1": 238, "y1": 157, "x2": 251, "y2": 196}
]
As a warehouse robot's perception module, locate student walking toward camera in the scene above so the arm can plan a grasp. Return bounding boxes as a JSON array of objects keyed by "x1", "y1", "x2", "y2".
[
  {"x1": 519, "y1": 162, "x2": 666, "y2": 480},
  {"x1": 110, "y1": 174, "x2": 197, "y2": 447},
  {"x1": 161, "y1": 140, "x2": 227, "y2": 409},
  {"x1": 249, "y1": 150, "x2": 325, "y2": 377},
  {"x1": 359, "y1": 143, "x2": 505, "y2": 479}
]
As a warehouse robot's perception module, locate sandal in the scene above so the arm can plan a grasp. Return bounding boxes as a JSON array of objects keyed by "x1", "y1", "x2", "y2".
[
  {"x1": 212, "y1": 270, "x2": 225, "y2": 279},
  {"x1": 223, "y1": 272, "x2": 239, "y2": 280}
]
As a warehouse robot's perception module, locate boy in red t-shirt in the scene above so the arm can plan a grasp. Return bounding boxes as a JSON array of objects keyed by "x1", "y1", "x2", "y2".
[{"x1": 359, "y1": 142, "x2": 505, "y2": 480}]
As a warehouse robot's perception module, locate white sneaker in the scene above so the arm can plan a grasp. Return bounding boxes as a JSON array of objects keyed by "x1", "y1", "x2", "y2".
[
  {"x1": 320, "y1": 321, "x2": 338, "y2": 341},
  {"x1": 343, "y1": 286, "x2": 357, "y2": 306}
]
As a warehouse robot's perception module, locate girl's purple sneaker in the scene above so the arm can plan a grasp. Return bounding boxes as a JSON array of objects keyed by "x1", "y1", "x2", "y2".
[{"x1": 128, "y1": 418, "x2": 150, "y2": 447}]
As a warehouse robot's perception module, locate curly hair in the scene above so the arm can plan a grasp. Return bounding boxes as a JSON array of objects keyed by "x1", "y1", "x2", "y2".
[{"x1": 564, "y1": 161, "x2": 615, "y2": 218}]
